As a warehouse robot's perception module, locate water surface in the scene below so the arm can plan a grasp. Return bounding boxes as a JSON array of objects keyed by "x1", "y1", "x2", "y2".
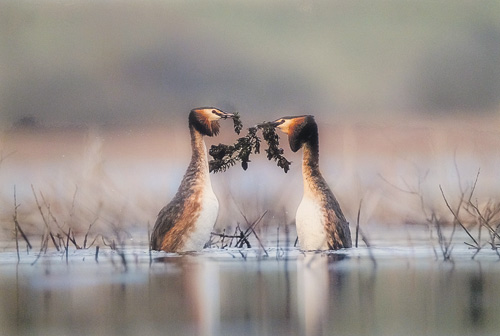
[{"x1": 1, "y1": 228, "x2": 499, "y2": 336}]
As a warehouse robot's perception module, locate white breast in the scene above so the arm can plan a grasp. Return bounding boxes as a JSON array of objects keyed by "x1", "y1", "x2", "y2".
[
  {"x1": 181, "y1": 186, "x2": 219, "y2": 252},
  {"x1": 181, "y1": 142, "x2": 219, "y2": 252},
  {"x1": 296, "y1": 196, "x2": 328, "y2": 250}
]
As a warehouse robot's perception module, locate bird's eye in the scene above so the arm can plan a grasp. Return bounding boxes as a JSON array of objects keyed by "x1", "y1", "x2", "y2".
[{"x1": 212, "y1": 110, "x2": 216, "y2": 114}]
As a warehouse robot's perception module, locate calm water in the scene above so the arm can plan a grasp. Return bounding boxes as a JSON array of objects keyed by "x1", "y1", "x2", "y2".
[{"x1": 1, "y1": 227, "x2": 500, "y2": 336}]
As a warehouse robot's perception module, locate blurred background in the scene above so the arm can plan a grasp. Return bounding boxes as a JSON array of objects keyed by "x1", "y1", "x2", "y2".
[
  {"x1": 3, "y1": 4, "x2": 500, "y2": 336},
  {"x1": 1, "y1": 0, "x2": 500, "y2": 127},
  {"x1": 1, "y1": 0, "x2": 500, "y2": 237}
]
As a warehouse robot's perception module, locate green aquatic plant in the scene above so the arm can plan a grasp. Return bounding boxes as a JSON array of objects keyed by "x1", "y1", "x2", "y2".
[
  {"x1": 209, "y1": 126, "x2": 261, "y2": 173},
  {"x1": 232, "y1": 111, "x2": 243, "y2": 135},
  {"x1": 209, "y1": 116, "x2": 291, "y2": 173},
  {"x1": 259, "y1": 122, "x2": 291, "y2": 173}
]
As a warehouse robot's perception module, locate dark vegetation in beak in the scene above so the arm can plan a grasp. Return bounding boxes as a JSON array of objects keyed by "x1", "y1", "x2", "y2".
[
  {"x1": 258, "y1": 122, "x2": 291, "y2": 173},
  {"x1": 231, "y1": 112, "x2": 243, "y2": 134},
  {"x1": 214, "y1": 110, "x2": 241, "y2": 133},
  {"x1": 209, "y1": 114, "x2": 291, "y2": 173}
]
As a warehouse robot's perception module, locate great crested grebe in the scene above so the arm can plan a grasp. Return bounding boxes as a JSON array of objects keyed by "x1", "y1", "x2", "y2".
[
  {"x1": 271, "y1": 115, "x2": 352, "y2": 250},
  {"x1": 151, "y1": 107, "x2": 234, "y2": 252}
]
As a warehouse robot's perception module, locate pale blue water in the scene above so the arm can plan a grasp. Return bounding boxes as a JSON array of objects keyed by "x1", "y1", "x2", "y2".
[{"x1": 1, "y1": 226, "x2": 499, "y2": 336}]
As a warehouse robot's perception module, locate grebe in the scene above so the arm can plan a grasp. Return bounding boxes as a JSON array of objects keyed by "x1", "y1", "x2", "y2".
[
  {"x1": 151, "y1": 107, "x2": 234, "y2": 252},
  {"x1": 271, "y1": 115, "x2": 352, "y2": 250}
]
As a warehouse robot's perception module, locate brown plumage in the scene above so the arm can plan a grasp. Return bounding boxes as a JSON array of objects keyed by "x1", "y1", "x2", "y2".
[
  {"x1": 271, "y1": 115, "x2": 352, "y2": 250},
  {"x1": 150, "y1": 107, "x2": 233, "y2": 252}
]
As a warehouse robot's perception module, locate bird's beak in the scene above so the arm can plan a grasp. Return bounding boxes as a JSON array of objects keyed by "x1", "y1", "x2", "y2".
[
  {"x1": 219, "y1": 111, "x2": 235, "y2": 119},
  {"x1": 265, "y1": 119, "x2": 283, "y2": 128}
]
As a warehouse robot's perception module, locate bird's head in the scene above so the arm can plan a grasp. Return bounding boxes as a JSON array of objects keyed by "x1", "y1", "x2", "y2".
[
  {"x1": 189, "y1": 107, "x2": 234, "y2": 136},
  {"x1": 269, "y1": 115, "x2": 317, "y2": 152}
]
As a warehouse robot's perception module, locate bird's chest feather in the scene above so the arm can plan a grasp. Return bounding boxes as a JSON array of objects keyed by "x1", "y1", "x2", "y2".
[
  {"x1": 296, "y1": 195, "x2": 328, "y2": 250},
  {"x1": 182, "y1": 183, "x2": 219, "y2": 251}
]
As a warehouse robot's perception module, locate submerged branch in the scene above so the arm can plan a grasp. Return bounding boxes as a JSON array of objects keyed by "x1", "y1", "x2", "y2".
[
  {"x1": 439, "y1": 185, "x2": 479, "y2": 247},
  {"x1": 13, "y1": 186, "x2": 32, "y2": 252}
]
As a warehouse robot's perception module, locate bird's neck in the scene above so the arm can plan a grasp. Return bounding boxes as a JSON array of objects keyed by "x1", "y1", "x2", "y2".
[
  {"x1": 185, "y1": 126, "x2": 211, "y2": 188},
  {"x1": 301, "y1": 134, "x2": 323, "y2": 197}
]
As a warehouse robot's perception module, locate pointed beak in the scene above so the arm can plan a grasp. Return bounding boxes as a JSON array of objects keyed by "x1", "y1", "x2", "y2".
[
  {"x1": 220, "y1": 111, "x2": 235, "y2": 119},
  {"x1": 259, "y1": 119, "x2": 282, "y2": 128}
]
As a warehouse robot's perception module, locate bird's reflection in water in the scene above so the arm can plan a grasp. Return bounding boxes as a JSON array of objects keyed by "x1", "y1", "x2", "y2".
[
  {"x1": 154, "y1": 255, "x2": 220, "y2": 336},
  {"x1": 154, "y1": 252, "x2": 356, "y2": 335},
  {"x1": 186, "y1": 258, "x2": 221, "y2": 336},
  {"x1": 297, "y1": 252, "x2": 348, "y2": 335}
]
